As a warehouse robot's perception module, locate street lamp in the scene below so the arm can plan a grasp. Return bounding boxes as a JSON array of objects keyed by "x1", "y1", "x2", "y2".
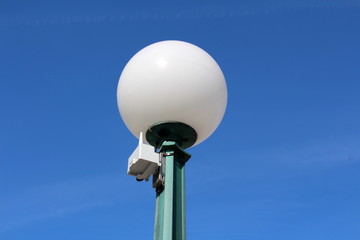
[{"x1": 117, "y1": 40, "x2": 227, "y2": 240}]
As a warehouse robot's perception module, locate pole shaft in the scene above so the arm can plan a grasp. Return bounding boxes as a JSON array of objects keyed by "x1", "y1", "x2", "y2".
[{"x1": 154, "y1": 141, "x2": 189, "y2": 240}]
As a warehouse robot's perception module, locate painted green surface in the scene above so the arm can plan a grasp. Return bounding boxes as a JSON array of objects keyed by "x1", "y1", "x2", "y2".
[{"x1": 154, "y1": 141, "x2": 191, "y2": 240}]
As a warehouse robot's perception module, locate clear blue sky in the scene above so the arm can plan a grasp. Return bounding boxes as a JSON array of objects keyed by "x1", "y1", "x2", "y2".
[{"x1": 1, "y1": 1, "x2": 360, "y2": 239}]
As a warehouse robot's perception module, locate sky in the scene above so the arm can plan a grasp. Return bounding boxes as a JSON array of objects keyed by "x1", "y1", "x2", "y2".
[{"x1": 1, "y1": 0, "x2": 360, "y2": 239}]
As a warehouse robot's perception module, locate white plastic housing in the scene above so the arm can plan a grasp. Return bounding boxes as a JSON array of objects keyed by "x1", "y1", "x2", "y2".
[
  {"x1": 117, "y1": 40, "x2": 227, "y2": 147},
  {"x1": 128, "y1": 133, "x2": 160, "y2": 180}
]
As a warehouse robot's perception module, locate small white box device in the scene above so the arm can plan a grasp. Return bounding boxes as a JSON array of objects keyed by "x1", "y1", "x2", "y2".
[{"x1": 128, "y1": 132, "x2": 160, "y2": 181}]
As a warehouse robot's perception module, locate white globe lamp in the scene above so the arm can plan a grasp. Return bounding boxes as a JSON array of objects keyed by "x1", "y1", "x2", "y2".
[{"x1": 117, "y1": 40, "x2": 227, "y2": 148}]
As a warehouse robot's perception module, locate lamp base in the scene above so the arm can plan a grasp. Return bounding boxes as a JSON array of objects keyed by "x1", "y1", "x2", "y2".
[{"x1": 146, "y1": 121, "x2": 197, "y2": 149}]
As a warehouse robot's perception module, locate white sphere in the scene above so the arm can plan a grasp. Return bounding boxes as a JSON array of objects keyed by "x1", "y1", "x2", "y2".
[{"x1": 117, "y1": 40, "x2": 227, "y2": 147}]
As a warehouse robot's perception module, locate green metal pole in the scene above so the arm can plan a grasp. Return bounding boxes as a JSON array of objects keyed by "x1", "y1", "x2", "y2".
[{"x1": 154, "y1": 141, "x2": 190, "y2": 240}]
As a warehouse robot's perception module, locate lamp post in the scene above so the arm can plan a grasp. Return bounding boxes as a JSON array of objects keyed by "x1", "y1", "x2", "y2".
[{"x1": 117, "y1": 40, "x2": 227, "y2": 240}]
